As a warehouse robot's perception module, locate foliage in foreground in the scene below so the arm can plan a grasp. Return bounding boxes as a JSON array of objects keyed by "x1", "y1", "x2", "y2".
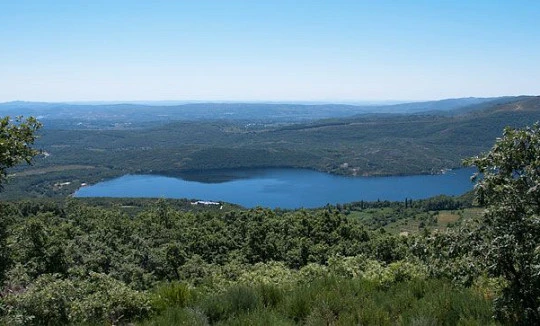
[
  {"x1": 140, "y1": 277, "x2": 497, "y2": 326},
  {"x1": 0, "y1": 259, "x2": 498, "y2": 325},
  {"x1": 465, "y1": 124, "x2": 540, "y2": 324},
  {"x1": 0, "y1": 196, "x2": 494, "y2": 325},
  {"x1": 2, "y1": 273, "x2": 150, "y2": 325}
]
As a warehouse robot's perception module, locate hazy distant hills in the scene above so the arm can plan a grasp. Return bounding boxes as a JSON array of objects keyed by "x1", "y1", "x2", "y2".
[
  {"x1": 367, "y1": 97, "x2": 500, "y2": 114},
  {"x1": 1, "y1": 96, "x2": 532, "y2": 128},
  {"x1": 478, "y1": 95, "x2": 540, "y2": 113}
]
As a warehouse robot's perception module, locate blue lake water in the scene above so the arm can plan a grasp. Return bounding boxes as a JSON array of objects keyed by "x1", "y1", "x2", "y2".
[{"x1": 74, "y1": 168, "x2": 476, "y2": 209}]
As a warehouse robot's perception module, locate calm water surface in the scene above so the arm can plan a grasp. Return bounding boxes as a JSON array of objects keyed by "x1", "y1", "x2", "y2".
[{"x1": 74, "y1": 168, "x2": 476, "y2": 209}]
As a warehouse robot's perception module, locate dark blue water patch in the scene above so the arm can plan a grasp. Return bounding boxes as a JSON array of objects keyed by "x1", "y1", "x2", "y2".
[{"x1": 74, "y1": 168, "x2": 476, "y2": 209}]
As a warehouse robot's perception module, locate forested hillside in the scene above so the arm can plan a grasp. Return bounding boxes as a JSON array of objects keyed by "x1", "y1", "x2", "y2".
[{"x1": 3, "y1": 96, "x2": 540, "y2": 199}]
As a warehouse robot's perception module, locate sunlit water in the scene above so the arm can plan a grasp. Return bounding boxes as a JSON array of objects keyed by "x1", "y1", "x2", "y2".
[{"x1": 74, "y1": 168, "x2": 476, "y2": 209}]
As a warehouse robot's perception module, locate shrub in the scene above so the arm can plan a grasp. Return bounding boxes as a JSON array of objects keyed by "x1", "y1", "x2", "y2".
[
  {"x1": 257, "y1": 283, "x2": 284, "y2": 308},
  {"x1": 151, "y1": 281, "x2": 192, "y2": 312},
  {"x1": 281, "y1": 285, "x2": 315, "y2": 322},
  {"x1": 237, "y1": 261, "x2": 296, "y2": 286},
  {"x1": 220, "y1": 309, "x2": 294, "y2": 326},
  {"x1": 2, "y1": 274, "x2": 76, "y2": 325},
  {"x1": 138, "y1": 307, "x2": 208, "y2": 326},
  {"x1": 69, "y1": 272, "x2": 152, "y2": 324},
  {"x1": 2, "y1": 273, "x2": 151, "y2": 325},
  {"x1": 200, "y1": 285, "x2": 260, "y2": 323}
]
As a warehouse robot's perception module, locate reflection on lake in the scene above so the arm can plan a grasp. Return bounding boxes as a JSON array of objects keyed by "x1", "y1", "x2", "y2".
[{"x1": 74, "y1": 168, "x2": 476, "y2": 209}]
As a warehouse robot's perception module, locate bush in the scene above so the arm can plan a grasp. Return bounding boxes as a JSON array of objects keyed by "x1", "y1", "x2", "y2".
[
  {"x1": 237, "y1": 261, "x2": 296, "y2": 286},
  {"x1": 257, "y1": 283, "x2": 284, "y2": 308},
  {"x1": 2, "y1": 273, "x2": 151, "y2": 325},
  {"x1": 2, "y1": 274, "x2": 76, "y2": 325},
  {"x1": 151, "y1": 281, "x2": 192, "y2": 312},
  {"x1": 281, "y1": 284, "x2": 316, "y2": 322},
  {"x1": 220, "y1": 309, "x2": 294, "y2": 326},
  {"x1": 138, "y1": 307, "x2": 208, "y2": 326},
  {"x1": 200, "y1": 285, "x2": 260, "y2": 323}
]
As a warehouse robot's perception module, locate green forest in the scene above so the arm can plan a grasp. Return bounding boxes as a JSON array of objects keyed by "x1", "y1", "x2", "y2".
[
  {"x1": 1, "y1": 103, "x2": 540, "y2": 325},
  {"x1": 0, "y1": 197, "x2": 506, "y2": 325}
]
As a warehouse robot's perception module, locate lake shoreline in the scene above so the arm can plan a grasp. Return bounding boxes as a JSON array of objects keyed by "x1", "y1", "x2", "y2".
[{"x1": 74, "y1": 168, "x2": 476, "y2": 209}]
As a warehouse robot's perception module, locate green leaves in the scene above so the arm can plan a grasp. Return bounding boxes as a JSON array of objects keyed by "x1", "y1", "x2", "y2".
[
  {"x1": 466, "y1": 123, "x2": 540, "y2": 324},
  {"x1": 0, "y1": 116, "x2": 41, "y2": 187},
  {"x1": 2, "y1": 273, "x2": 151, "y2": 325}
]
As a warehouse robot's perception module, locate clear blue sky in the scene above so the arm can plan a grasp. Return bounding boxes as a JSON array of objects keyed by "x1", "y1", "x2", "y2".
[{"x1": 1, "y1": 0, "x2": 539, "y2": 102}]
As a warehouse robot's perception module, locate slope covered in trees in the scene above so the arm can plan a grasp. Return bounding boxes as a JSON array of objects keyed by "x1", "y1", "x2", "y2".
[{"x1": 3, "y1": 96, "x2": 540, "y2": 199}]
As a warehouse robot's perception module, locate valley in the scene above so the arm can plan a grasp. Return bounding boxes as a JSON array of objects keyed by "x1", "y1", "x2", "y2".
[{"x1": 2, "y1": 96, "x2": 540, "y2": 199}]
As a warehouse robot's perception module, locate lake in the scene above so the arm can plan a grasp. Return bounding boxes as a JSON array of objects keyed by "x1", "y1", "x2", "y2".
[{"x1": 74, "y1": 168, "x2": 476, "y2": 209}]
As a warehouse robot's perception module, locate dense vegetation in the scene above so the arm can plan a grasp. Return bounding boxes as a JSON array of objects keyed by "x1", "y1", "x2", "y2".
[{"x1": 0, "y1": 197, "x2": 499, "y2": 325}]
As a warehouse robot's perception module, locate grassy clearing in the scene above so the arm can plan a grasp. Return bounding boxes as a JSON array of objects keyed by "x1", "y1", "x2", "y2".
[
  {"x1": 437, "y1": 210, "x2": 461, "y2": 224},
  {"x1": 349, "y1": 207, "x2": 484, "y2": 235}
]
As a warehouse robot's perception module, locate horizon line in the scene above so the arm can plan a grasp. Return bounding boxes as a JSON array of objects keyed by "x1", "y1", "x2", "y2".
[{"x1": 1, "y1": 94, "x2": 535, "y2": 107}]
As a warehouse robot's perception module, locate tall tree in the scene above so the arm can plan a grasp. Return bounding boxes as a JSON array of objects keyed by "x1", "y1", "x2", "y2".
[
  {"x1": 0, "y1": 116, "x2": 41, "y2": 282},
  {"x1": 466, "y1": 124, "x2": 540, "y2": 324},
  {"x1": 0, "y1": 116, "x2": 42, "y2": 187}
]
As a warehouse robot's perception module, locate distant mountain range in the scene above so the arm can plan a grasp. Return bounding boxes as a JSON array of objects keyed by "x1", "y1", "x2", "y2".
[{"x1": 1, "y1": 96, "x2": 536, "y2": 128}]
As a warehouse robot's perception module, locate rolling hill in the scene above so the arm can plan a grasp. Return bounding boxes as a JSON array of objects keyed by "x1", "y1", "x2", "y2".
[{"x1": 0, "y1": 96, "x2": 524, "y2": 128}]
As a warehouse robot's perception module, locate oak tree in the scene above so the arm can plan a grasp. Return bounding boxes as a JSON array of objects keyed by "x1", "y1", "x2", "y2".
[
  {"x1": 467, "y1": 124, "x2": 540, "y2": 324},
  {"x1": 0, "y1": 116, "x2": 42, "y2": 187}
]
